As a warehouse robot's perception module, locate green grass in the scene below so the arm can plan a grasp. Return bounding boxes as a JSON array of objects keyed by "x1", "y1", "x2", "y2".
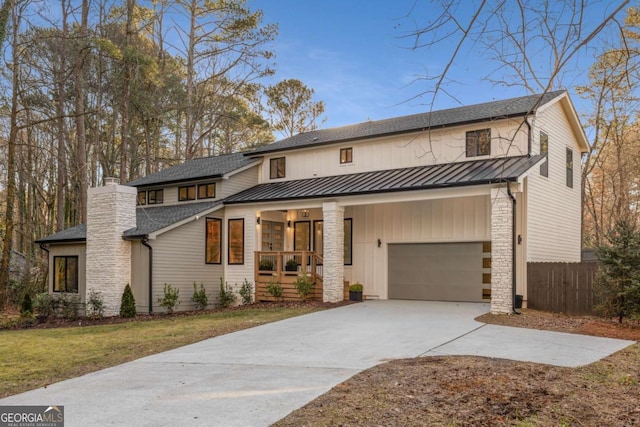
[{"x1": 0, "y1": 306, "x2": 321, "y2": 398}]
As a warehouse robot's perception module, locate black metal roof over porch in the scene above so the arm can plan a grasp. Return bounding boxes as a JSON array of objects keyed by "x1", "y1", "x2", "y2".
[{"x1": 224, "y1": 155, "x2": 544, "y2": 204}]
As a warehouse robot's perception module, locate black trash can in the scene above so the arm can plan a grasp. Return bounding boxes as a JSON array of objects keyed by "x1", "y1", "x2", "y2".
[{"x1": 515, "y1": 294, "x2": 523, "y2": 309}]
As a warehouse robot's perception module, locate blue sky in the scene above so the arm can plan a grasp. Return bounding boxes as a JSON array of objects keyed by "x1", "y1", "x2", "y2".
[{"x1": 251, "y1": 0, "x2": 628, "y2": 129}]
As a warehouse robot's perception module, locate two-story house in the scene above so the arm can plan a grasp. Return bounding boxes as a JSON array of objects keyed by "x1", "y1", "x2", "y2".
[{"x1": 37, "y1": 90, "x2": 588, "y2": 315}]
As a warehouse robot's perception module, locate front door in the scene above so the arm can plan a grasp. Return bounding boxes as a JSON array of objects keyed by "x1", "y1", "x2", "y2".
[{"x1": 262, "y1": 221, "x2": 284, "y2": 251}]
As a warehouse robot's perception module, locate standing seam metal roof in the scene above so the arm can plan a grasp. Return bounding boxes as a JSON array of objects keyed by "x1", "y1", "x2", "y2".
[{"x1": 224, "y1": 155, "x2": 544, "y2": 204}]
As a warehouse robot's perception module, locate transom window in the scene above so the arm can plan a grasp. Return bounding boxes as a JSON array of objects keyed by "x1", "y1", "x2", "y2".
[
  {"x1": 179, "y1": 185, "x2": 196, "y2": 201},
  {"x1": 340, "y1": 147, "x2": 353, "y2": 164},
  {"x1": 540, "y1": 131, "x2": 549, "y2": 177},
  {"x1": 137, "y1": 191, "x2": 146, "y2": 206},
  {"x1": 53, "y1": 256, "x2": 78, "y2": 293},
  {"x1": 270, "y1": 157, "x2": 286, "y2": 179},
  {"x1": 198, "y1": 183, "x2": 216, "y2": 199},
  {"x1": 148, "y1": 189, "x2": 163, "y2": 205},
  {"x1": 466, "y1": 129, "x2": 491, "y2": 157}
]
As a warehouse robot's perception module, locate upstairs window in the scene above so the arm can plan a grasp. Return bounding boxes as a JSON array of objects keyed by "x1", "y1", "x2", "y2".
[
  {"x1": 148, "y1": 189, "x2": 163, "y2": 205},
  {"x1": 179, "y1": 185, "x2": 196, "y2": 201},
  {"x1": 566, "y1": 148, "x2": 573, "y2": 188},
  {"x1": 270, "y1": 157, "x2": 286, "y2": 179},
  {"x1": 340, "y1": 147, "x2": 353, "y2": 164},
  {"x1": 137, "y1": 191, "x2": 147, "y2": 206},
  {"x1": 198, "y1": 183, "x2": 216, "y2": 199},
  {"x1": 466, "y1": 129, "x2": 491, "y2": 157},
  {"x1": 540, "y1": 131, "x2": 549, "y2": 177}
]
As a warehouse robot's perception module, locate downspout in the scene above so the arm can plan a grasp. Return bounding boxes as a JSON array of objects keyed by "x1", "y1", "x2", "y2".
[
  {"x1": 506, "y1": 182, "x2": 520, "y2": 315},
  {"x1": 525, "y1": 116, "x2": 532, "y2": 155},
  {"x1": 141, "y1": 237, "x2": 153, "y2": 315}
]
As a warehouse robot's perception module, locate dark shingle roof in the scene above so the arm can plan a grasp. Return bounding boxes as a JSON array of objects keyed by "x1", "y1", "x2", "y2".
[
  {"x1": 248, "y1": 91, "x2": 565, "y2": 155},
  {"x1": 127, "y1": 152, "x2": 258, "y2": 187},
  {"x1": 37, "y1": 201, "x2": 223, "y2": 242},
  {"x1": 224, "y1": 155, "x2": 544, "y2": 204}
]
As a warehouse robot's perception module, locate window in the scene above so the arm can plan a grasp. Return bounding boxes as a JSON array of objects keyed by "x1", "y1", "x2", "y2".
[
  {"x1": 53, "y1": 256, "x2": 78, "y2": 293},
  {"x1": 270, "y1": 157, "x2": 286, "y2": 179},
  {"x1": 340, "y1": 147, "x2": 353, "y2": 164},
  {"x1": 198, "y1": 183, "x2": 216, "y2": 199},
  {"x1": 228, "y1": 218, "x2": 244, "y2": 264},
  {"x1": 137, "y1": 191, "x2": 147, "y2": 206},
  {"x1": 540, "y1": 132, "x2": 549, "y2": 177},
  {"x1": 344, "y1": 218, "x2": 353, "y2": 265},
  {"x1": 206, "y1": 218, "x2": 222, "y2": 264},
  {"x1": 294, "y1": 221, "x2": 311, "y2": 251},
  {"x1": 313, "y1": 220, "x2": 324, "y2": 257},
  {"x1": 566, "y1": 148, "x2": 573, "y2": 188},
  {"x1": 179, "y1": 185, "x2": 196, "y2": 201},
  {"x1": 466, "y1": 129, "x2": 491, "y2": 157},
  {"x1": 148, "y1": 189, "x2": 163, "y2": 205}
]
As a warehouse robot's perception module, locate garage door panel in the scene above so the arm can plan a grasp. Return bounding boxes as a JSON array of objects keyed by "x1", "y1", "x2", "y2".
[{"x1": 388, "y1": 243, "x2": 486, "y2": 302}]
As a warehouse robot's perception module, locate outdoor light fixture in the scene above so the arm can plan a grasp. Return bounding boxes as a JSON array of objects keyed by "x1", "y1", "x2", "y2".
[
  {"x1": 256, "y1": 217, "x2": 261, "y2": 225},
  {"x1": 300, "y1": 209, "x2": 310, "y2": 217},
  {"x1": 287, "y1": 220, "x2": 291, "y2": 228},
  {"x1": 377, "y1": 238, "x2": 382, "y2": 248}
]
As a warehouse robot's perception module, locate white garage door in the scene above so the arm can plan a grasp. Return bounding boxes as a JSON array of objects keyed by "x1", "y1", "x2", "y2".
[{"x1": 388, "y1": 242, "x2": 488, "y2": 302}]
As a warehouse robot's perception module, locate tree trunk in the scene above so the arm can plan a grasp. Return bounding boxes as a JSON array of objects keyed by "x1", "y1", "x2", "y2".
[{"x1": 74, "y1": 0, "x2": 89, "y2": 223}]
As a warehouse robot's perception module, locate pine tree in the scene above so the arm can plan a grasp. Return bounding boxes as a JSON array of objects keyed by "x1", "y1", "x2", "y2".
[{"x1": 120, "y1": 284, "x2": 137, "y2": 318}]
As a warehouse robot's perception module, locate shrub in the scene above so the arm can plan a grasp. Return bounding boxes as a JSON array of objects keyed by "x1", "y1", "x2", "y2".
[
  {"x1": 266, "y1": 278, "x2": 283, "y2": 299},
  {"x1": 33, "y1": 293, "x2": 55, "y2": 318},
  {"x1": 259, "y1": 259, "x2": 274, "y2": 270},
  {"x1": 293, "y1": 270, "x2": 314, "y2": 301},
  {"x1": 285, "y1": 258, "x2": 298, "y2": 271},
  {"x1": 349, "y1": 283, "x2": 363, "y2": 292},
  {"x1": 239, "y1": 279, "x2": 253, "y2": 305},
  {"x1": 60, "y1": 293, "x2": 81, "y2": 320},
  {"x1": 595, "y1": 219, "x2": 640, "y2": 323},
  {"x1": 87, "y1": 289, "x2": 105, "y2": 319},
  {"x1": 158, "y1": 284, "x2": 180, "y2": 314},
  {"x1": 218, "y1": 278, "x2": 236, "y2": 308},
  {"x1": 192, "y1": 283, "x2": 208, "y2": 310},
  {"x1": 20, "y1": 293, "x2": 33, "y2": 316},
  {"x1": 120, "y1": 284, "x2": 137, "y2": 318}
]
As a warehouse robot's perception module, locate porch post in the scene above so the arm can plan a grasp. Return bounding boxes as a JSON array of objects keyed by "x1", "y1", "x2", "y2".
[
  {"x1": 490, "y1": 187, "x2": 513, "y2": 314},
  {"x1": 322, "y1": 202, "x2": 344, "y2": 303}
]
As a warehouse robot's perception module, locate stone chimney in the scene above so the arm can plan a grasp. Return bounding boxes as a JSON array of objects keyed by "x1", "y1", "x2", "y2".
[{"x1": 85, "y1": 181, "x2": 137, "y2": 316}]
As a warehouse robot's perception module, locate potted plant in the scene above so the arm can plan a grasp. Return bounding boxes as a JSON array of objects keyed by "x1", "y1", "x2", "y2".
[
  {"x1": 349, "y1": 283, "x2": 363, "y2": 302},
  {"x1": 259, "y1": 259, "x2": 274, "y2": 271},
  {"x1": 285, "y1": 258, "x2": 299, "y2": 272}
]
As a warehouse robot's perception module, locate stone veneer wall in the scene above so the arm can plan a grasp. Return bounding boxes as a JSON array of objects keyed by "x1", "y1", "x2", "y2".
[
  {"x1": 490, "y1": 187, "x2": 514, "y2": 314},
  {"x1": 322, "y1": 202, "x2": 344, "y2": 303},
  {"x1": 86, "y1": 182, "x2": 137, "y2": 316}
]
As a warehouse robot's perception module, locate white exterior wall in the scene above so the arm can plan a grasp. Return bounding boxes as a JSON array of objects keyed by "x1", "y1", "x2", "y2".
[
  {"x1": 151, "y1": 215, "x2": 224, "y2": 312},
  {"x1": 47, "y1": 243, "x2": 87, "y2": 302},
  {"x1": 222, "y1": 206, "x2": 257, "y2": 299},
  {"x1": 86, "y1": 183, "x2": 137, "y2": 316},
  {"x1": 349, "y1": 195, "x2": 490, "y2": 299},
  {"x1": 527, "y1": 101, "x2": 583, "y2": 262},
  {"x1": 259, "y1": 118, "x2": 528, "y2": 182}
]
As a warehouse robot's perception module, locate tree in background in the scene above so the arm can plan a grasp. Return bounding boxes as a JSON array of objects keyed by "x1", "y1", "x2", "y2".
[
  {"x1": 265, "y1": 78, "x2": 326, "y2": 138},
  {"x1": 595, "y1": 219, "x2": 640, "y2": 323}
]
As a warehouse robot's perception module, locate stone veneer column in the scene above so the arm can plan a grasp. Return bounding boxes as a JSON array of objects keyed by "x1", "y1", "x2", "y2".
[
  {"x1": 322, "y1": 202, "x2": 344, "y2": 303},
  {"x1": 86, "y1": 180, "x2": 137, "y2": 316},
  {"x1": 490, "y1": 187, "x2": 514, "y2": 314}
]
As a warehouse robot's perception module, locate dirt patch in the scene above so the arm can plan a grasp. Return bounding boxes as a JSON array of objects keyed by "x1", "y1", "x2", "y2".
[{"x1": 275, "y1": 309, "x2": 640, "y2": 427}]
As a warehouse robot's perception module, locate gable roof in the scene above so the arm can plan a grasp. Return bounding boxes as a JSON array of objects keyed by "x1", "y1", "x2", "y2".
[
  {"x1": 248, "y1": 91, "x2": 566, "y2": 155},
  {"x1": 127, "y1": 152, "x2": 259, "y2": 187},
  {"x1": 224, "y1": 155, "x2": 543, "y2": 204},
  {"x1": 37, "y1": 201, "x2": 223, "y2": 243}
]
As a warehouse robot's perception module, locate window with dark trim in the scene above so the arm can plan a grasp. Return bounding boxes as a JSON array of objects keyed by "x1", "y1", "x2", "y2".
[
  {"x1": 344, "y1": 218, "x2": 353, "y2": 265},
  {"x1": 340, "y1": 147, "x2": 353, "y2": 164},
  {"x1": 270, "y1": 157, "x2": 286, "y2": 179},
  {"x1": 198, "y1": 183, "x2": 216, "y2": 199},
  {"x1": 137, "y1": 191, "x2": 147, "y2": 206},
  {"x1": 228, "y1": 218, "x2": 244, "y2": 264},
  {"x1": 206, "y1": 218, "x2": 222, "y2": 264},
  {"x1": 179, "y1": 185, "x2": 196, "y2": 201},
  {"x1": 566, "y1": 148, "x2": 573, "y2": 188},
  {"x1": 148, "y1": 189, "x2": 163, "y2": 205},
  {"x1": 465, "y1": 129, "x2": 491, "y2": 157},
  {"x1": 53, "y1": 256, "x2": 79, "y2": 293},
  {"x1": 294, "y1": 221, "x2": 311, "y2": 251},
  {"x1": 540, "y1": 131, "x2": 549, "y2": 177}
]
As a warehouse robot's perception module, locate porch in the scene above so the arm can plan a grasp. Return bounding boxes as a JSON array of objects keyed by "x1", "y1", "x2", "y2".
[{"x1": 254, "y1": 251, "x2": 350, "y2": 301}]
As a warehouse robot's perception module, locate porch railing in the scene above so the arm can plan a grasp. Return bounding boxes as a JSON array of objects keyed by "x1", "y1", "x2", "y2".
[{"x1": 255, "y1": 251, "x2": 324, "y2": 301}]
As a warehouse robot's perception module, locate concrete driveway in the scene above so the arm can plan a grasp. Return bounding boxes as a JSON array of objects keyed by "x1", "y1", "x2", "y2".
[{"x1": 1, "y1": 301, "x2": 634, "y2": 426}]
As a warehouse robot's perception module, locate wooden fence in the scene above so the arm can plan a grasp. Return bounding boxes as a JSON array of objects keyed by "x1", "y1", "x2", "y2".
[{"x1": 527, "y1": 262, "x2": 599, "y2": 315}]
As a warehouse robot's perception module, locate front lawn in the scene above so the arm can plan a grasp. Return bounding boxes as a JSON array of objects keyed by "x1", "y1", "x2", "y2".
[{"x1": 0, "y1": 305, "x2": 324, "y2": 398}]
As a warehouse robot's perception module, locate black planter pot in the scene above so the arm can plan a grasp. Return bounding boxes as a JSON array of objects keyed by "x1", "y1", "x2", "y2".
[{"x1": 349, "y1": 291, "x2": 363, "y2": 302}]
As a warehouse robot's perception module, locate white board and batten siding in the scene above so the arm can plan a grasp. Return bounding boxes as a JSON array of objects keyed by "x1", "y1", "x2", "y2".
[
  {"x1": 348, "y1": 195, "x2": 490, "y2": 299},
  {"x1": 47, "y1": 243, "x2": 87, "y2": 303},
  {"x1": 259, "y1": 118, "x2": 529, "y2": 183},
  {"x1": 151, "y1": 216, "x2": 224, "y2": 312},
  {"x1": 527, "y1": 101, "x2": 582, "y2": 262}
]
